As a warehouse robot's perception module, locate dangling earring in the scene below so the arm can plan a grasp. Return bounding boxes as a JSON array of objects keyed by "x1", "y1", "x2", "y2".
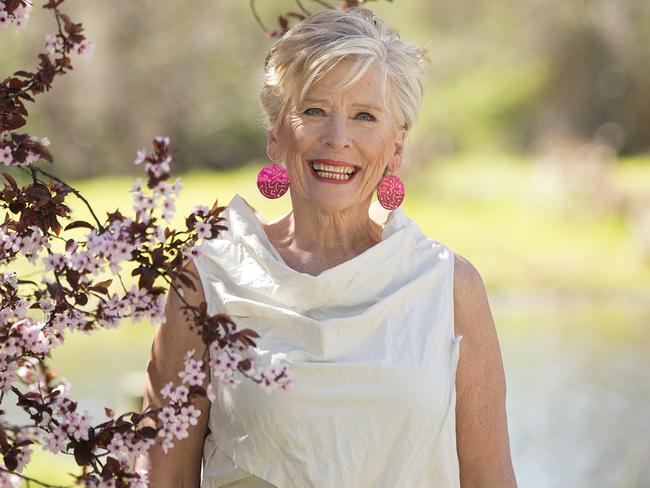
[
  {"x1": 376, "y1": 173, "x2": 405, "y2": 210},
  {"x1": 257, "y1": 162, "x2": 290, "y2": 199}
]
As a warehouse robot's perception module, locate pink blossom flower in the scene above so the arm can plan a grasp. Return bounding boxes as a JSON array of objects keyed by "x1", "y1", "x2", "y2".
[
  {"x1": 169, "y1": 421, "x2": 189, "y2": 440},
  {"x1": 0, "y1": 270, "x2": 18, "y2": 288},
  {"x1": 154, "y1": 136, "x2": 170, "y2": 146},
  {"x1": 192, "y1": 205, "x2": 210, "y2": 217},
  {"x1": 0, "y1": 359, "x2": 18, "y2": 392},
  {"x1": 0, "y1": 471, "x2": 20, "y2": 487},
  {"x1": 157, "y1": 406, "x2": 176, "y2": 425},
  {"x1": 179, "y1": 405, "x2": 201, "y2": 426},
  {"x1": 162, "y1": 197, "x2": 176, "y2": 222},
  {"x1": 42, "y1": 426, "x2": 68, "y2": 454},
  {"x1": 0, "y1": 7, "x2": 10, "y2": 29},
  {"x1": 73, "y1": 38, "x2": 95, "y2": 57},
  {"x1": 107, "y1": 433, "x2": 125, "y2": 456},
  {"x1": 194, "y1": 222, "x2": 212, "y2": 239},
  {"x1": 134, "y1": 150, "x2": 147, "y2": 166},
  {"x1": 43, "y1": 252, "x2": 67, "y2": 271},
  {"x1": 39, "y1": 297, "x2": 55, "y2": 314},
  {"x1": 0, "y1": 145, "x2": 12, "y2": 165},
  {"x1": 20, "y1": 322, "x2": 51, "y2": 355}
]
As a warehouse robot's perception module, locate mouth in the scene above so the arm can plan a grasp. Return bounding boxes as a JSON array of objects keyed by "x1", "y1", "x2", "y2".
[{"x1": 307, "y1": 159, "x2": 360, "y2": 183}]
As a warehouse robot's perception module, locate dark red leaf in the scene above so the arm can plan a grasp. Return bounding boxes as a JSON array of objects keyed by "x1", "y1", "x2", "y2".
[
  {"x1": 138, "y1": 426, "x2": 158, "y2": 439},
  {"x1": 0, "y1": 424, "x2": 9, "y2": 450},
  {"x1": 3, "y1": 453, "x2": 18, "y2": 471},
  {"x1": 2, "y1": 172, "x2": 18, "y2": 191},
  {"x1": 138, "y1": 268, "x2": 157, "y2": 289},
  {"x1": 177, "y1": 270, "x2": 197, "y2": 291},
  {"x1": 1, "y1": 112, "x2": 26, "y2": 131},
  {"x1": 64, "y1": 220, "x2": 95, "y2": 231},
  {"x1": 73, "y1": 441, "x2": 93, "y2": 466},
  {"x1": 102, "y1": 456, "x2": 121, "y2": 477},
  {"x1": 237, "y1": 328, "x2": 261, "y2": 339}
]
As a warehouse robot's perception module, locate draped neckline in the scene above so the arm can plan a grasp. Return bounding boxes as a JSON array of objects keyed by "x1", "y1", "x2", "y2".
[{"x1": 225, "y1": 193, "x2": 413, "y2": 281}]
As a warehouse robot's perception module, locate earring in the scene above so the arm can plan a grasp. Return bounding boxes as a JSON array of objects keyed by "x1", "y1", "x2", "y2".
[
  {"x1": 257, "y1": 162, "x2": 290, "y2": 199},
  {"x1": 376, "y1": 174, "x2": 405, "y2": 210}
]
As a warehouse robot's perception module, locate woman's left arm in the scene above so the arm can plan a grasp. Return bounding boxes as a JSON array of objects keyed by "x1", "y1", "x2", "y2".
[{"x1": 453, "y1": 253, "x2": 517, "y2": 488}]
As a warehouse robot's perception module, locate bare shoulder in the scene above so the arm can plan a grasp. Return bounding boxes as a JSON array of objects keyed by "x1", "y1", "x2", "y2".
[
  {"x1": 453, "y1": 253, "x2": 484, "y2": 295},
  {"x1": 452, "y1": 252, "x2": 492, "y2": 339}
]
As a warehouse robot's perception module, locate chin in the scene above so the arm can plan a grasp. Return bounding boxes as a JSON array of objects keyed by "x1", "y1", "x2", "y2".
[{"x1": 305, "y1": 188, "x2": 366, "y2": 214}]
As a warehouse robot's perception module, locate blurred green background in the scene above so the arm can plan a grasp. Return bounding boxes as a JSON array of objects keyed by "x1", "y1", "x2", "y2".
[{"x1": 2, "y1": 0, "x2": 650, "y2": 486}]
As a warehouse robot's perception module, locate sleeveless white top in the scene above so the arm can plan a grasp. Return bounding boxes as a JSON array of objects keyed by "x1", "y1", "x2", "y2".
[{"x1": 193, "y1": 194, "x2": 462, "y2": 488}]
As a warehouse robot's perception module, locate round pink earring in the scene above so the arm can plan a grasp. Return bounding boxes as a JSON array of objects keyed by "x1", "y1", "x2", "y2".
[
  {"x1": 257, "y1": 162, "x2": 290, "y2": 199},
  {"x1": 376, "y1": 174, "x2": 405, "y2": 210}
]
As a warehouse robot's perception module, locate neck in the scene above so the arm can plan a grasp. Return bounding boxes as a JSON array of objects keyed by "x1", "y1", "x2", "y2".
[{"x1": 270, "y1": 194, "x2": 385, "y2": 274}]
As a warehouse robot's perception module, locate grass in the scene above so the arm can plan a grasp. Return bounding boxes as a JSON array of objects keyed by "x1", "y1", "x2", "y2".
[{"x1": 10, "y1": 150, "x2": 650, "y2": 292}]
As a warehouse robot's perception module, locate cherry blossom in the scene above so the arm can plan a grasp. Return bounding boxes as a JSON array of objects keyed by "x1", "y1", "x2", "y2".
[
  {"x1": 73, "y1": 38, "x2": 95, "y2": 57},
  {"x1": 0, "y1": 145, "x2": 12, "y2": 165}
]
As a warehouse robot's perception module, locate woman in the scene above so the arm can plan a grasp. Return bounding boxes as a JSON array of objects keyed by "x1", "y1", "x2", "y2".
[{"x1": 137, "y1": 8, "x2": 517, "y2": 488}]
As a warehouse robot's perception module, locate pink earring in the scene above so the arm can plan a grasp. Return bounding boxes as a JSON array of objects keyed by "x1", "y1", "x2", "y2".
[
  {"x1": 376, "y1": 174, "x2": 405, "y2": 210},
  {"x1": 257, "y1": 162, "x2": 290, "y2": 199}
]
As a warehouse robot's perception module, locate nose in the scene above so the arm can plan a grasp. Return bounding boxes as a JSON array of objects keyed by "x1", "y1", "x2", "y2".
[{"x1": 321, "y1": 114, "x2": 351, "y2": 150}]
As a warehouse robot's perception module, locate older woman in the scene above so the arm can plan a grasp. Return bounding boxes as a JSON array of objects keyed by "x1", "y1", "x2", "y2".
[{"x1": 138, "y1": 7, "x2": 517, "y2": 488}]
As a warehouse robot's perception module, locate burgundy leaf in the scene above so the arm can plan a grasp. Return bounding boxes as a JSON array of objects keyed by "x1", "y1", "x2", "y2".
[
  {"x1": 64, "y1": 220, "x2": 95, "y2": 231},
  {"x1": 73, "y1": 441, "x2": 93, "y2": 466}
]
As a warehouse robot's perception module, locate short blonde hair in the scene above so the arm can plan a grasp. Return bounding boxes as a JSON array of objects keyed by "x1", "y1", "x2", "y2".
[{"x1": 259, "y1": 8, "x2": 429, "y2": 132}]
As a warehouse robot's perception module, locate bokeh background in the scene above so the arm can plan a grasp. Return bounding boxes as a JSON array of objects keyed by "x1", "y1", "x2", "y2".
[{"x1": 2, "y1": 0, "x2": 650, "y2": 486}]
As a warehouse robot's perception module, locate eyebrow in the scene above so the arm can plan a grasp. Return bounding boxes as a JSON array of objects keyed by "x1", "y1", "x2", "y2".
[{"x1": 302, "y1": 98, "x2": 384, "y2": 113}]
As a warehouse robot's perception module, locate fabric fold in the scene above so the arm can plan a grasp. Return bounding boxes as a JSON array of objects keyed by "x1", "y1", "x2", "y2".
[{"x1": 195, "y1": 194, "x2": 461, "y2": 488}]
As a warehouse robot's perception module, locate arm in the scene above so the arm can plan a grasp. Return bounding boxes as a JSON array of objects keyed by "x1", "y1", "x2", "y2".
[
  {"x1": 134, "y1": 260, "x2": 211, "y2": 488},
  {"x1": 453, "y1": 253, "x2": 517, "y2": 488}
]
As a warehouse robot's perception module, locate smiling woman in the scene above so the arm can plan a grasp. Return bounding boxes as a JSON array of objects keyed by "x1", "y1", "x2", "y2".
[
  {"x1": 137, "y1": 7, "x2": 517, "y2": 488},
  {"x1": 267, "y1": 58, "x2": 406, "y2": 220}
]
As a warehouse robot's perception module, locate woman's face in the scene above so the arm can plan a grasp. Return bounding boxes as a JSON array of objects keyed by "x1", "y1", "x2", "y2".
[{"x1": 267, "y1": 59, "x2": 406, "y2": 214}]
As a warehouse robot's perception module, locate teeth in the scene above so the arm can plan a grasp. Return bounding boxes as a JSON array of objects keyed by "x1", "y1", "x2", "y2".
[
  {"x1": 316, "y1": 171, "x2": 351, "y2": 180},
  {"x1": 311, "y1": 162, "x2": 356, "y2": 175}
]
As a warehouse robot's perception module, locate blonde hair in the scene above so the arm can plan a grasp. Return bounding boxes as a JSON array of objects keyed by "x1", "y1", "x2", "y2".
[{"x1": 259, "y1": 8, "x2": 429, "y2": 132}]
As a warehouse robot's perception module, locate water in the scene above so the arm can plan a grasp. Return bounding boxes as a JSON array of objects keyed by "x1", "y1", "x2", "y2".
[{"x1": 494, "y1": 290, "x2": 650, "y2": 488}]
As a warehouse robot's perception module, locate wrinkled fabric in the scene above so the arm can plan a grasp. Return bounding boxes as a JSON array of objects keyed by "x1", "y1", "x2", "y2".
[{"x1": 194, "y1": 194, "x2": 462, "y2": 488}]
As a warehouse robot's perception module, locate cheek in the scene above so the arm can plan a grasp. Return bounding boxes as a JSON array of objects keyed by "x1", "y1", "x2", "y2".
[{"x1": 279, "y1": 127, "x2": 312, "y2": 191}]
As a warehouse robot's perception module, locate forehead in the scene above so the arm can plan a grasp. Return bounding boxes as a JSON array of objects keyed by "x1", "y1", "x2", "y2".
[{"x1": 299, "y1": 59, "x2": 388, "y2": 107}]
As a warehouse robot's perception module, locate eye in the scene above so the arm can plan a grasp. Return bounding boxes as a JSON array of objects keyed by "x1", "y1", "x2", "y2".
[
  {"x1": 303, "y1": 107, "x2": 324, "y2": 116},
  {"x1": 356, "y1": 112, "x2": 376, "y2": 122}
]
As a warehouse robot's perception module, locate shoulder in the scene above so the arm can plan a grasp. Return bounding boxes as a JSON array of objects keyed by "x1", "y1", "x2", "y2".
[
  {"x1": 451, "y1": 252, "x2": 495, "y2": 343},
  {"x1": 453, "y1": 252, "x2": 485, "y2": 299}
]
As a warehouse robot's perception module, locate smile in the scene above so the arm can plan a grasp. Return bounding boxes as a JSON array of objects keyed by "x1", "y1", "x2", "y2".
[{"x1": 308, "y1": 160, "x2": 359, "y2": 183}]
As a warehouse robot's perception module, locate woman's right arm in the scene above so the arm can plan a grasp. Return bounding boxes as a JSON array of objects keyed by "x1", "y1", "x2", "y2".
[{"x1": 134, "y1": 260, "x2": 212, "y2": 487}]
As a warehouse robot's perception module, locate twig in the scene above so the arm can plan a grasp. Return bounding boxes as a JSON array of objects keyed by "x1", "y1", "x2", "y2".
[
  {"x1": 0, "y1": 467, "x2": 74, "y2": 488},
  {"x1": 309, "y1": 0, "x2": 336, "y2": 9},
  {"x1": 16, "y1": 165, "x2": 105, "y2": 231},
  {"x1": 295, "y1": 0, "x2": 311, "y2": 15},
  {"x1": 17, "y1": 164, "x2": 105, "y2": 232},
  {"x1": 249, "y1": 0, "x2": 269, "y2": 33}
]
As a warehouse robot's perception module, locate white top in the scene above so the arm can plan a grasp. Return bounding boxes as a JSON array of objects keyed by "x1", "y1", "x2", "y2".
[{"x1": 193, "y1": 194, "x2": 463, "y2": 488}]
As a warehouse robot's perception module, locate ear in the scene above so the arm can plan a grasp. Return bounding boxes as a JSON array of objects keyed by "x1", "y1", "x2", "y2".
[
  {"x1": 388, "y1": 129, "x2": 406, "y2": 173},
  {"x1": 266, "y1": 130, "x2": 281, "y2": 162}
]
